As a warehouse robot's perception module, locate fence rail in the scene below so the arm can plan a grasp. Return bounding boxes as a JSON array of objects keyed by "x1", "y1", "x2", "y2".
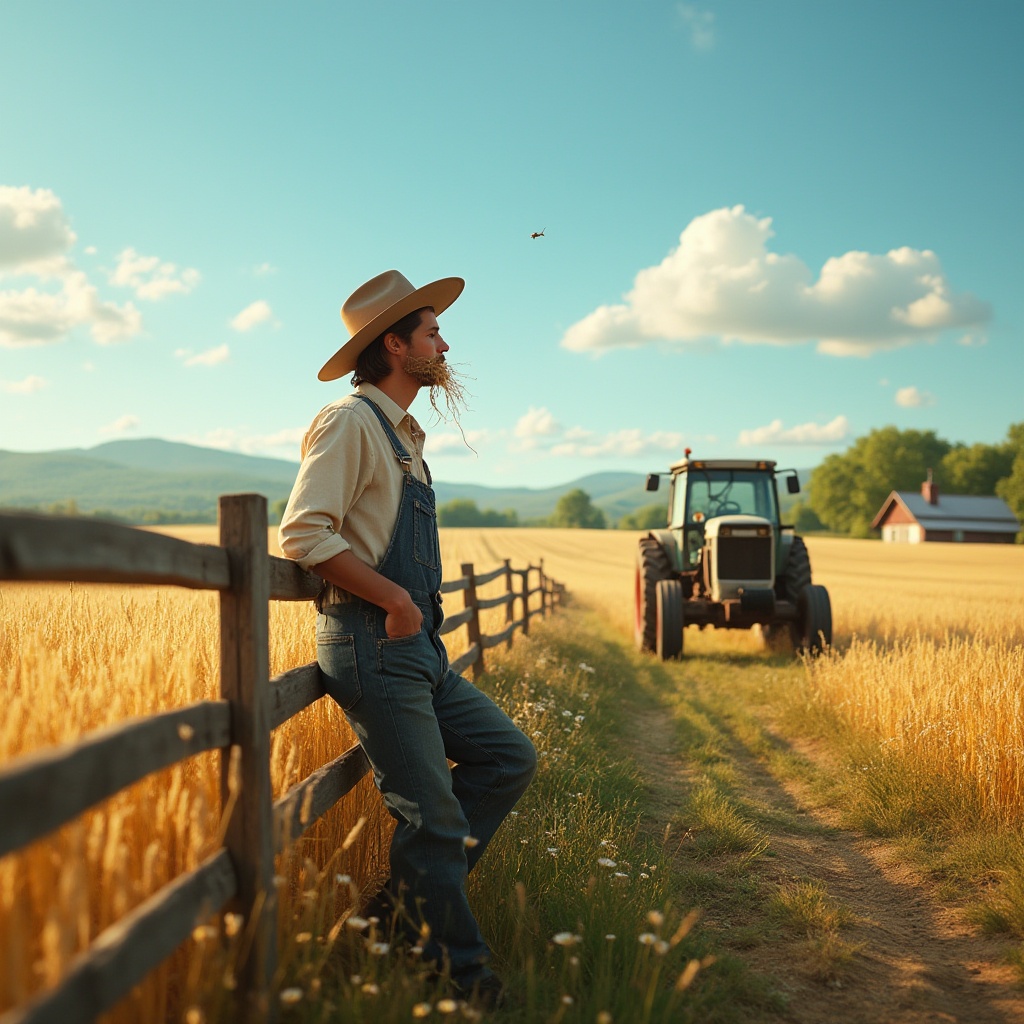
[{"x1": 0, "y1": 496, "x2": 565, "y2": 1024}]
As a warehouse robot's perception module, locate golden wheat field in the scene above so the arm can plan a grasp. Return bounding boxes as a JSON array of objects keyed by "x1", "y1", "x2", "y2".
[{"x1": 1, "y1": 527, "x2": 1023, "y2": 1017}]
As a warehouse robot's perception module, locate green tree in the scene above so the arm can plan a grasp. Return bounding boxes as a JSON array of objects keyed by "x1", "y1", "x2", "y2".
[
  {"x1": 551, "y1": 488, "x2": 606, "y2": 529},
  {"x1": 787, "y1": 501, "x2": 824, "y2": 533},
  {"x1": 994, "y1": 422, "x2": 1024, "y2": 542},
  {"x1": 270, "y1": 498, "x2": 289, "y2": 524},
  {"x1": 618, "y1": 502, "x2": 668, "y2": 530},
  {"x1": 808, "y1": 426, "x2": 951, "y2": 537},
  {"x1": 940, "y1": 443, "x2": 1014, "y2": 495},
  {"x1": 438, "y1": 499, "x2": 518, "y2": 527}
]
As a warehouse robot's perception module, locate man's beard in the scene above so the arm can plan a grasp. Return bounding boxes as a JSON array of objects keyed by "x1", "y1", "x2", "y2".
[
  {"x1": 407, "y1": 356, "x2": 471, "y2": 423},
  {"x1": 403, "y1": 355, "x2": 473, "y2": 442}
]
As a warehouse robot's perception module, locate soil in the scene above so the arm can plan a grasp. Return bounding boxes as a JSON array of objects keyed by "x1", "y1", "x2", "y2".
[{"x1": 630, "y1": 707, "x2": 1024, "y2": 1024}]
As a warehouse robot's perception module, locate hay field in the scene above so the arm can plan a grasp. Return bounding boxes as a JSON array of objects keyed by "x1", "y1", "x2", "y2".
[{"x1": 2, "y1": 525, "x2": 1023, "y2": 1016}]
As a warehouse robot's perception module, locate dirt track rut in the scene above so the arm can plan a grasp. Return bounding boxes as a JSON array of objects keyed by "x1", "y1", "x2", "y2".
[{"x1": 631, "y1": 704, "x2": 1024, "y2": 1024}]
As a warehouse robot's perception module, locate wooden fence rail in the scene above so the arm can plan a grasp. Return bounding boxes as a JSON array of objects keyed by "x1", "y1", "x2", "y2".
[{"x1": 0, "y1": 495, "x2": 565, "y2": 1024}]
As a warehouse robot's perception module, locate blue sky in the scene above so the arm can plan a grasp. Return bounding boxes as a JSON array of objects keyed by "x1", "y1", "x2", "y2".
[{"x1": 2, "y1": 1, "x2": 1021, "y2": 488}]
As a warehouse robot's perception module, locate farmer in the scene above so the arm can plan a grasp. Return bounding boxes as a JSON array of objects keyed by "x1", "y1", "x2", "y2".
[{"x1": 278, "y1": 270, "x2": 536, "y2": 1005}]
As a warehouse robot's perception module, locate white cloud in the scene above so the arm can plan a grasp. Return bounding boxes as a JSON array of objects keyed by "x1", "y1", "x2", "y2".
[
  {"x1": 561, "y1": 206, "x2": 991, "y2": 358},
  {"x1": 0, "y1": 186, "x2": 76, "y2": 275},
  {"x1": 230, "y1": 299, "x2": 275, "y2": 332},
  {"x1": 0, "y1": 271, "x2": 141, "y2": 347},
  {"x1": 426, "y1": 429, "x2": 495, "y2": 456},
  {"x1": 100, "y1": 414, "x2": 140, "y2": 435},
  {"x1": 512, "y1": 406, "x2": 562, "y2": 451},
  {"x1": 109, "y1": 247, "x2": 200, "y2": 300},
  {"x1": 895, "y1": 386, "x2": 936, "y2": 408},
  {"x1": 180, "y1": 426, "x2": 306, "y2": 460},
  {"x1": 738, "y1": 415, "x2": 850, "y2": 447},
  {"x1": 550, "y1": 428, "x2": 685, "y2": 459},
  {"x1": 177, "y1": 343, "x2": 230, "y2": 367},
  {"x1": 678, "y1": 4, "x2": 715, "y2": 49},
  {"x1": 1, "y1": 374, "x2": 47, "y2": 394},
  {"x1": 253, "y1": 262, "x2": 277, "y2": 276}
]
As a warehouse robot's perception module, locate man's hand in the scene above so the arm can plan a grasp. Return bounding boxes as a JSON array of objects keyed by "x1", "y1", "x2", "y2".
[
  {"x1": 313, "y1": 549, "x2": 423, "y2": 638},
  {"x1": 383, "y1": 593, "x2": 423, "y2": 638}
]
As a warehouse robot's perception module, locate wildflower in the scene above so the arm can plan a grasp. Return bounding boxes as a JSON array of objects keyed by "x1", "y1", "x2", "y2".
[
  {"x1": 412, "y1": 1004, "x2": 433, "y2": 1019},
  {"x1": 605, "y1": 934, "x2": 616, "y2": 941},
  {"x1": 597, "y1": 857, "x2": 617, "y2": 869},
  {"x1": 279, "y1": 988, "x2": 303, "y2": 1005},
  {"x1": 436, "y1": 998, "x2": 459, "y2": 1013},
  {"x1": 410, "y1": 945, "x2": 424, "y2": 956},
  {"x1": 647, "y1": 910, "x2": 664, "y2": 928},
  {"x1": 562, "y1": 995, "x2": 574, "y2": 1005},
  {"x1": 361, "y1": 982, "x2": 380, "y2": 995},
  {"x1": 552, "y1": 931, "x2": 580, "y2": 946},
  {"x1": 295, "y1": 931, "x2": 312, "y2": 944},
  {"x1": 463, "y1": 835, "x2": 480, "y2": 848},
  {"x1": 578, "y1": 662, "x2": 595, "y2": 673},
  {"x1": 575, "y1": 714, "x2": 585, "y2": 722},
  {"x1": 640, "y1": 872, "x2": 650, "y2": 879},
  {"x1": 655, "y1": 939, "x2": 670, "y2": 955},
  {"x1": 345, "y1": 915, "x2": 370, "y2": 931},
  {"x1": 562, "y1": 710, "x2": 572, "y2": 718},
  {"x1": 335, "y1": 873, "x2": 352, "y2": 885},
  {"x1": 509, "y1": 810, "x2": 519, "y2": 817},
  {"x1": 613, "y1": 872, "x2": 629, "y2": 879},
  {"x1": 367, "y1": 941, "x2": 390, "y2": 956},
  {"x1": 638, "y1": 932, "x2": 658, "y2": 945},
  {"x1": 547, "y1": 847, "x2": 559, "y2": 856}
]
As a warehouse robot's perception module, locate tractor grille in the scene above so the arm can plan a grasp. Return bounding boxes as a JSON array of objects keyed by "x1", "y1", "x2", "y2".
[{"x1": 717, "y1": 537, "x2": 772, "y2": 580}]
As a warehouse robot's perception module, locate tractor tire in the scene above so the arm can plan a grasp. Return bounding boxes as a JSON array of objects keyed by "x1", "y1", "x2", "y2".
[
  {"x1": 655, "y1": 579, "x2": 684, "y2": 661},
  {"x1": 782, "y1": 536, "x2": 812, "y2": 599},
  {"x1": 796, "y1": 584, "x2": 832, "y2": 656},
  {"x1": 635, "y1": 537, "x2": 673, "y2": 653}
]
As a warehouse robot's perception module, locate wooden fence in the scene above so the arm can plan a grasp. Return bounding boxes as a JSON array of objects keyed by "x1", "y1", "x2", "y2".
[{"x1": 0, "y1": 494, "x2": 565, "y2": 1024}]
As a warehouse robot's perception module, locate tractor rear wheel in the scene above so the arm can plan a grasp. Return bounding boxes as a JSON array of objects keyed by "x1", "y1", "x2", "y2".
[
  {"x1": 655, "y1": 579, "x2": 684, "y2": 660},
  {"x1": 782, "y1": 536, "x2": 812, "y2": 598},
  {"x1": 635, "y1": 537, "x2": 673, "y2": 652},
  {"x1": 797, "y1": 584, "x2": 832, "y2": 655}
]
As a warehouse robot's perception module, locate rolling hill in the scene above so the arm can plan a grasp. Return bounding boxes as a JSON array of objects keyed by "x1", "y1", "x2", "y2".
[{"x1": 0, "y1": 439, "x2": 812, "y2": 525}]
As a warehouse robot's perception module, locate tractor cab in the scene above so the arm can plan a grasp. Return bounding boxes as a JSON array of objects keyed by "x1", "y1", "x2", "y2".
[{"x1": 636, "y1": 453, "x2": 828, "y2": 661}]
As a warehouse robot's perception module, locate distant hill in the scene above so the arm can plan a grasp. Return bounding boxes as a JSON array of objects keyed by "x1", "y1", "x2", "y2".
[{"x1": 0, "y1": 439, "x2": 813, "y2": 525}]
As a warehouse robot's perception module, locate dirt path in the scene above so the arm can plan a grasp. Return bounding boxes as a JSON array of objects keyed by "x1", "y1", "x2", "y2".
[{"x1": 630, "y1": 705, "x2": 1024, "y2": 1024}]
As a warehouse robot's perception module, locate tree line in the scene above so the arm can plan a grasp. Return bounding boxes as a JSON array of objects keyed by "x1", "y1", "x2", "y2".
[{"x1": 799, "y1": 422, "x2": 1024, "y2": 538}]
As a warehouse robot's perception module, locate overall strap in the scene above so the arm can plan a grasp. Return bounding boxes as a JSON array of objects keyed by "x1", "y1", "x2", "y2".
[{"x1": 355, "y1": 394, "x2": 412, "y2": 472}]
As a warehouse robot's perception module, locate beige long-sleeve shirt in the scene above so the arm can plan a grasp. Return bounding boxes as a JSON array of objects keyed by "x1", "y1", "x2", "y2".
[{"x1": 278, "y1": 383, "x2": 429, "y2": 584}]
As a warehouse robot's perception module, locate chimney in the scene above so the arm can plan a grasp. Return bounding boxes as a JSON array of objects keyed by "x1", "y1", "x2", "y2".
[{"x1": 922, "y1": 468, "x2": 939, "y2": 506}]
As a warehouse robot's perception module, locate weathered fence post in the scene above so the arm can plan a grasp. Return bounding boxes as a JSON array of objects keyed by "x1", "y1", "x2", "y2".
[
  {"x1": 461, "y1": 562, "x2": 485, "y2": 680},
  {"x1": 519, "y1": 569, "x2": 530, "y2": 636},
  {"x1": 219, "y1": 494, "x2": 276, "y2": 1022},
  {"x1": 503, "y1": 558, "x2": 514, "y2": 650}
]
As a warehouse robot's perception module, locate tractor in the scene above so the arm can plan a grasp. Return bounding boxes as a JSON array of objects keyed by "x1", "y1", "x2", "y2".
[{"x1": 634, "y1": 452, "x2": 832, "y2": 660}]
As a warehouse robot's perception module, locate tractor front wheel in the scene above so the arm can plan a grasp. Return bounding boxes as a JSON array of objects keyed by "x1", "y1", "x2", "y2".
[
  {"x1": 635, "y1": 537, "x2": 673, "y2": 652},
  {"x1": 797, "y1": 584, "x2": 832, "y2": 655},
  {"x1": 655, "y1": 579, "x2": 684, "y2": 660}
]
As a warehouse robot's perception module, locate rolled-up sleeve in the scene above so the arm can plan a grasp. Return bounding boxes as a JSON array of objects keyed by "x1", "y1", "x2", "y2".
[{"x1": 278, "y1": 406, "x2": 376, "y2": 572}]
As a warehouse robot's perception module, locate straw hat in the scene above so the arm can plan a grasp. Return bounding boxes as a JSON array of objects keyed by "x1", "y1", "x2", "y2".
[{"x1": 318, "y1": 269, "x2": 465, "y2": 382}]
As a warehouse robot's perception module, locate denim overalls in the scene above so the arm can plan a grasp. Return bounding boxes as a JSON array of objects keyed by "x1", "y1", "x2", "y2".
[{"x1": 316, "y1": 396, "x2": 536, "y2": 985}]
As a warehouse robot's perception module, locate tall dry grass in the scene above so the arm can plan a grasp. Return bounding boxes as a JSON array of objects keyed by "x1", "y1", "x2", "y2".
[{"x1": 2, "y1": 524, "x2": 1022, "y2": 1018}]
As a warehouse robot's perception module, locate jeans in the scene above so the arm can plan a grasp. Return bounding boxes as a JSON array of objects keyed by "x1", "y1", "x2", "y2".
[{"x1": 317, "y1": 606, "x2": 536, "y2": 981}]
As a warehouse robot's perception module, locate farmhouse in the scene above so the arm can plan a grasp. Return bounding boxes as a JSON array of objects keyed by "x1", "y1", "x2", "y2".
[{"x1": 871, "y1": 471, "x2": 1020, "y2": 544}]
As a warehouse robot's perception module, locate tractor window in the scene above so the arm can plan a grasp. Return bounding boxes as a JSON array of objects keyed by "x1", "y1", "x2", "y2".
[{"x1": 685, "y1": 471, "x2": 778, "y2": 524}]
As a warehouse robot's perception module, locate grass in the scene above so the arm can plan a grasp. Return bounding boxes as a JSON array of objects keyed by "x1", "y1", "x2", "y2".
[{"x1": 4, "y1": 527, "x2": 1024, "y2": 1017}]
